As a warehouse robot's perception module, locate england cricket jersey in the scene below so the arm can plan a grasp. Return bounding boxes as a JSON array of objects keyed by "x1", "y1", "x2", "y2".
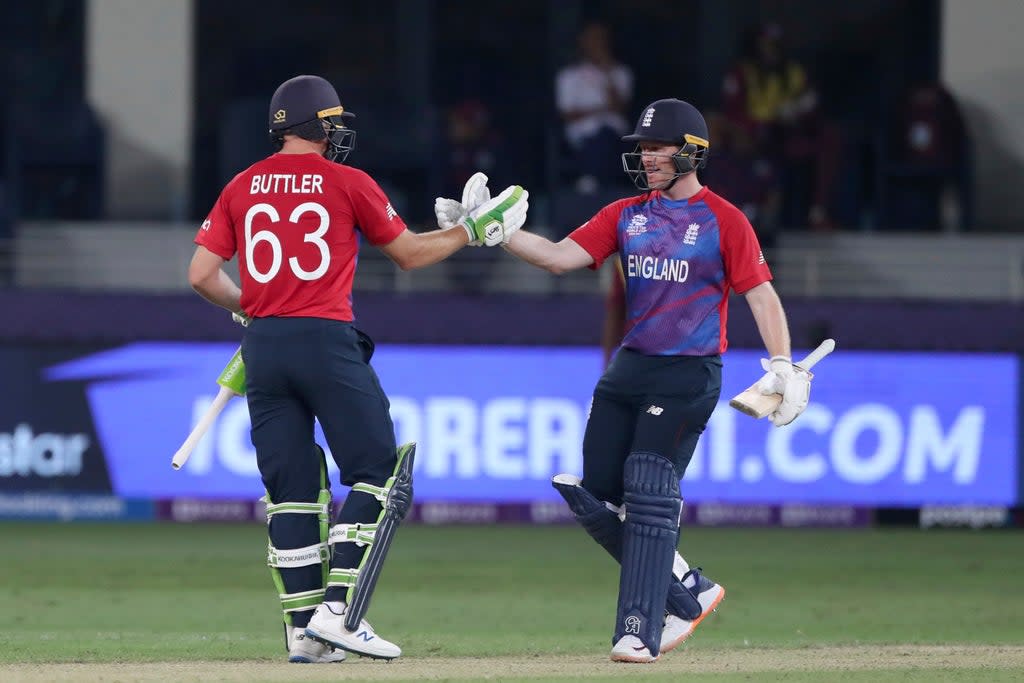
[
  {"x1": 195, "y1": 152, "x2": 405, "y2": 321},
  {"x1": 570, "y1": 186, "x2": 771, "y2": 356}
]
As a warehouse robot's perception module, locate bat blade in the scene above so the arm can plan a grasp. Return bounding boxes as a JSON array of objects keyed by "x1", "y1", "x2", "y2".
[
  {"x1": 729, "y1": 385, "x2": 780, "y2": 418},
  {"x1": 171, "y1": 385, "x2": 235, "y2": 470},
  {"x1": 729, "y1": 338, "x2": 836, "y2": 419}
]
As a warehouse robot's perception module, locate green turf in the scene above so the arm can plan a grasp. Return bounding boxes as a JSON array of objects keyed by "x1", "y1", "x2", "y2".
[{"x1": 0, "y1": 523, "x2": 1022, "y2": 663}]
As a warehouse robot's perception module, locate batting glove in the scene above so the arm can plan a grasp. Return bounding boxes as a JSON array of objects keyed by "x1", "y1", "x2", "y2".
[
  {"x1": 461, "y1": 185, "x2": 529, "y2": 247},
  {"x1": 434, "y1": 172, "x2": 491, "y2": 245},
  {"x1": 756, "y1": 356, "x2": 811, "y2": 427}
]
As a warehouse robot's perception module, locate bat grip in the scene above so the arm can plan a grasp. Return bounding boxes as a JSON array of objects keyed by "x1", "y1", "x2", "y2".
[
  {"x1": 171, "y1": 385, "x2": 235, "y2": 470},
  {"x1": 795, "y1": 338, "x2": 836, "y2": 372}
]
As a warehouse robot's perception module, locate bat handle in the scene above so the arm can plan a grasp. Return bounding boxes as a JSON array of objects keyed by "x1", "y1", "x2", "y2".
[
  {"x1": 795, "y1": 338, "x2": 836, "y2": 372},
  {"x1": 171, "y1": 385, "x2": 235, "y2": 470}
]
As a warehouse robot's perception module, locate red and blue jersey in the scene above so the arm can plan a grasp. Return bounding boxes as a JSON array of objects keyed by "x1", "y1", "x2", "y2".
[{"x1": 570, "y1": 186, "x2": 771, "y2": 356}]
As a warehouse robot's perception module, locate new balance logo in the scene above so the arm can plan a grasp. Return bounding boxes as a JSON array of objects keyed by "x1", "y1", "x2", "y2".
[
  {"x1": 758, "y1": 250, "x2": 765, "y2": 265},
  {"x1": 683, "y1": 222, "x2": 699, "y2": 245},
  {"x1": 356, "y1": 630, "x2": 374, "y2": 642},
  {"x1": 641, "y1": 107, "x2": 655, "y2": 127},
  {"x1": 385, "y1": 203, "x2": 397, "y2": 220},
  {"x1": 646, "y1": 405, "x2": 664, "y2": 416}
]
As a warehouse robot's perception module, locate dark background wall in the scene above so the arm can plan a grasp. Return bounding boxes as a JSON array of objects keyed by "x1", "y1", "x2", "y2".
[{"x1": 188, "y1": 0, "x2": 940, "y2": 223}]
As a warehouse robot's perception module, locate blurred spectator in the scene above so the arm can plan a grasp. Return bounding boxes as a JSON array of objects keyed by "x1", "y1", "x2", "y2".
[
  {"x1": 721, "y1": 22, "x2": 841, "y2": 230},
  {"x1": 877, "y1": 80, "x2": 972, "y2": 231},
  {"x1": 555, "y1": 21, "x2": 634, "y2": 194},
  {"x1": 703, "y1": 111, "x2": 782, "y2": 249},
  {"x1": 441, "y1": 98, "x2": 504, "y2": 294},
  {"x1": 444, "y1": 99, "x2": 501, "y2": 191}
]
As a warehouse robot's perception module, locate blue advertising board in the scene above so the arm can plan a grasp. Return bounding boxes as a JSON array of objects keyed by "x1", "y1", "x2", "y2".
[{"x1": 26, "y1": 342, "x2": 1017, "y2": 507}]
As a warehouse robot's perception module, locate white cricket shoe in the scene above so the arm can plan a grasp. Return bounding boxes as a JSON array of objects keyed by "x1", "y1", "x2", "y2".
[
  {"x1": 660, "y1": 569, "x2": 726, "y2": 654},
  {"x1": 288, "y1": 627, "x2": 346, "y2": 663},
  {"x1": 305, "y1": 602, "x2": 402, "y2": 660},
  {"x1": 610, "y1": 635, "x2": 658, "y2": 663}
]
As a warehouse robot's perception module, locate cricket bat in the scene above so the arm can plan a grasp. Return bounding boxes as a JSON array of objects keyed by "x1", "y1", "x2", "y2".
[
  {"x1": 729, "y1": 338, "x2": 836, "y2": 419},
  {"x1": 171, "y1": 347, "x2": 247, "y2": 470}
]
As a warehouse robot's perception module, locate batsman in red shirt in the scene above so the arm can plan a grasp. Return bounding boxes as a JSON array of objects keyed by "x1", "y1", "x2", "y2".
[{"x1": 188, "y1": 75, "x2": 528, "y2": 663}]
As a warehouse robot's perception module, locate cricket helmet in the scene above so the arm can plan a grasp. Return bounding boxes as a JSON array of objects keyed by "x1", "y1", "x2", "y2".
[
  {"x1": 268, "y1": 75, "x2": 356, "y2": 163},
  {"x1": 621, "y1": 98, "x2": 710, "y2": 190}
]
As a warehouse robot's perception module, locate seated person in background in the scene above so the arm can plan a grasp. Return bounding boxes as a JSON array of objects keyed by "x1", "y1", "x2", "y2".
[
  {"x1": 556, "y1": 21, "x2": 634, "y2": 193},
  {"x1": 703, "y1": 111, "x2": 781, "y2": 249},
  {"x1": 884, "y1": 80, "x2": 971, "y2": 231},
  {"x1": 721, "y1": 22, "x2": 840, "y2": 230}
]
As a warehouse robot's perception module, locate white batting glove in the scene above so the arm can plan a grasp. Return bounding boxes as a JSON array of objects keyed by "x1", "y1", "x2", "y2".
[
  {"x1": 756, "y1": 356, "x2": 811, "y2": 427},
  {"x1": 434, "y1": 172, "x2": 491, "y2": 245},
  {"x1": 232, "y1": 311, "x2": 251, "y2": 327},
  {"x1": 462, "y1": 185, "x2": 529, "y2": 247},
  {"x1": 434, "y1": 197, "x2": 465, "y2": 230}
]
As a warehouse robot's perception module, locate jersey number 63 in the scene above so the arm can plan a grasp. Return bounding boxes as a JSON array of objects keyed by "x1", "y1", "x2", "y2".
[{"x1": 244, "y1": 202, "x2": 331, "y2": 283}]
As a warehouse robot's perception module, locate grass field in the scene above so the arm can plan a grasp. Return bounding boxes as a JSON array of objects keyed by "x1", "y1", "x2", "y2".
[{"x1": 1, "y1": 523, "x2": 1022, "y2": 681}]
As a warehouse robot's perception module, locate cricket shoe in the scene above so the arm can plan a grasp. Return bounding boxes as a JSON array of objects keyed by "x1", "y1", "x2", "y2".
[
  {"x1": 305, "y1": 601, "x2": 402, "y2": 660},
  {"x1": 288, "y1": 627, "x2": 346, "y2": 663},
  {"x1": 660, "y1": 568, "x2": 725, "y2": 654},
  {"x1": 610, "y1": 635, "x2": 658, "y2": 663}
]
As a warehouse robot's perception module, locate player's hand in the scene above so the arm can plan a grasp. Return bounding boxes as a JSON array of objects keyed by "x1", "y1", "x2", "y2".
[
  {"x1": 756, "y1": 356, "x2": 811, "y2": 427},
  {"x1": 232, "y1": 311, "x2": 251, "y2": 327},
  {"x1": 434, "y1": 172, "x2": 491, "y2": 245},
  {"x1": 462, "y1": 185, "x2": 529, "y2": 247}
]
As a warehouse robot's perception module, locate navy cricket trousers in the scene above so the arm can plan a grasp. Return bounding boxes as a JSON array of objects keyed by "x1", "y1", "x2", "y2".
[
  {"x1": 241, "y1": 317, "x2": 397, "y2": 504},
  {"x1": 581, "y1": 348, "x2": 722, "y2": 507}
]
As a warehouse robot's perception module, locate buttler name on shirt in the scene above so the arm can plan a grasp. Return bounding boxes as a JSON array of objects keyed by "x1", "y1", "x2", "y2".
[
  {"x1": 249, "y1": 174, "x2": 324, "y2": 194},
  {"x1": 626, "y1": 254, "x2": 690, "y2": 283}
]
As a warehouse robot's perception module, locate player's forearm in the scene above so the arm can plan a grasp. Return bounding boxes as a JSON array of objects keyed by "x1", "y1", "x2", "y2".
[
  {"x1": 503, "y1": 230, "x2": 577, "y2": 275},
  {"x1": 398, "y1": 227, "x2": 469, "y2": 270},
  {"x1": 744, "y1": 282, "x2": 791, "y2": 358},
  {"x1": 191, "y1": 270, "x2": 243, "y2": 313}
]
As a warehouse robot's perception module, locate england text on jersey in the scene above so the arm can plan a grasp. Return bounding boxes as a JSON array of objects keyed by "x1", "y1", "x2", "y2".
[
  {"x1": 626, "y1": 254, "x2": 690, "y2": 283},
  {"x1": 249, "y1": 174, "x2": 325, "y2": 195}
]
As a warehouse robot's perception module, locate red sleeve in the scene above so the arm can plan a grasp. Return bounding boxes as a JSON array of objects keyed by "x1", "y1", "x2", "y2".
[
  {"x1": 194, "y1": 190, "x2": 236, "y2": 260},
  {"x1": 567, "y1": 199, "x2": 625, "y2": 270},
  {"x1": 712, "y1": 196, "x2": 772, "y2": 294},
  {"x1": 347, "y1": 171, "x2": 406, "y2": 246}
]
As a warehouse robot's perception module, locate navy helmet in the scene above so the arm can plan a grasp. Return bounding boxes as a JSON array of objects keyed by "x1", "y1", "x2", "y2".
[
  {"x1": 268, "y1": 75, "x2": 356, "y2": 163},
  {"x1": 621, "y1": 98, "x2": 709, "y2": 190}
]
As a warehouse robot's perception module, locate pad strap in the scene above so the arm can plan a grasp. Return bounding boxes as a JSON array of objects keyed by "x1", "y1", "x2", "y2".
[
  {"x1": 268, "y1": 542, "x2": 329, "y2": 568},
  {"x1": 327, "y1": 567, "x2": 360, "y2": 589},
  {"x1": 279, "y1": 588, "x2": 325, "y2": 613},
  {"x1": 329, "y1": 522, "x2": 378, "y2": 548},
  {"x1": 351, "y1": 482, "x2": 388, "y2": 501},
  {"x1": 266, "y1": 500, "x2": 329, "y2": 517}
]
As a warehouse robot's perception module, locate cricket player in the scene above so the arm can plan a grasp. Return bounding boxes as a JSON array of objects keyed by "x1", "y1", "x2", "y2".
[
  {"x1": 438, "y1": 98, "x2": 810, "y2": 662},
  {"x1": 188, "y1": 74, "x2": 528, "y2": 663}
]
